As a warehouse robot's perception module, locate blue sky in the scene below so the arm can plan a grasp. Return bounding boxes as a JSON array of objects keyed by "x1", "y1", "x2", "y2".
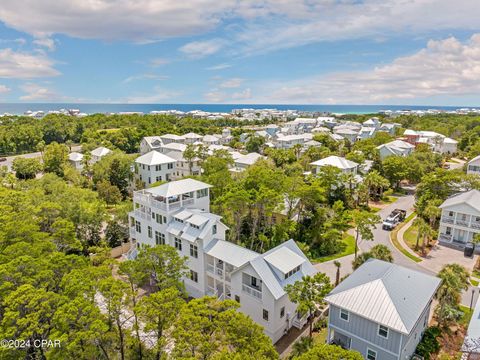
[{"x1": 0, "y1": 0, "x2": 479, "y2": 105}]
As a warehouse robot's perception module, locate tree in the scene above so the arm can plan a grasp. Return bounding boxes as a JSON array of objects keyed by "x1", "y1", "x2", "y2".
[
  {"x1": 285, "y1": 273, "x2": 332, "y2": 337},
  {"x1": 92, "y1": 152, "x2": 132, "y2": 198},
  {"x1": 472, "y1": 233, "x2": 480, "y2": 252},
  {"x1": 331, "y1": 260, "x2": 341, "y2": 286},
  {"x1": 352, "y1": 244, "x2": 393, "y2": 269},
  {"x1": 12, "y1": 157, "x2": 42, "y2": 179},
  {"x1": 245, "y1": 135, "x2": 265, "y2": 153},
  {"x1": 172, "y1": 297, "x2": 278, "y2": 359},
  {"x1": 382, "y1": 156, "x2": 408, "y2": 189},
  {"x1": 364, "y1": 170, "x2": 390, "y2": 201},
  {"x1": 435, "y1": 264, "x2": 469, "y2": 327},
  {"x1": 412, "y1": 217, "x2": 429, "y2": 251},
  {"x1": 135, "y1": 244, "x2": 188, "y2": 292},
  {"x1": 96, "y1": 180, "x2": 122, "y2": 205},
  {"x1": 183, "y1": 143, "x2": 197, "y2": 175},
  {"x1": 105, "y1": 220, "x2": 129, "y2": 248},
  {"x1": 293, "y1": 343, "x2": 363, "y2": 360},
  {"x1": 351, "y1": 210, "x2": 381, "y2": 260},
  {"x1": 136, "y1": 287, "x2": 185, "y2": 360},
  {"x1": 42, "y1": 142, "x2": 69, "y2": 177},
  {"x1": 50, "y1": 218, "x2": 82, "y2": 253}
]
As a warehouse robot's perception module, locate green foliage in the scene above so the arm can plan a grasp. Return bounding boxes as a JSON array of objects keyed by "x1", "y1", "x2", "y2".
[
  {"x1": 92, "y1": 151, "x2": 133, "y2": 197},
  {"x1": 292, "y1": 343, "x2": 363, "y2": 360},
  {"x1": 352, "y1": 244, "x2": 393, "y2": 269},
  {"x1": 43, "y1": 142, "x2": 69, "y2": 177},
  {"x1": 415, "y1": 326, "x2": 441, "y2": 360},
  {"x1": 245, "y1": 135, "x2": 265, "y2": 153},
  {"x1": 12, "y1": 157, "x2": 42, "y2": 179}
]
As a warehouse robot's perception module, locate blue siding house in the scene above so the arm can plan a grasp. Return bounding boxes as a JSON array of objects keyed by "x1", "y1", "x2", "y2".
[{"x1": 325, "y1": 259, "x2": 441, "y2": 360}]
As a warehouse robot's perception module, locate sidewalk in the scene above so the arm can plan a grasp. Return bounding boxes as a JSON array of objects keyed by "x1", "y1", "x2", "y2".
[{"x1": 396, "y1": 216, "x2": 421, "y2": 259}]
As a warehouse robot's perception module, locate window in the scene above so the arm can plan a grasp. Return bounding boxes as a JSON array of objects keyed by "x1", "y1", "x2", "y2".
[
  {"x1": 235, "y1": 295, "x2": 240, "y2": 303},
  {"x1": 156, "y1": 214, "x2": 166, "y2": 224},
  {"x1": 212, "y1": 224, "x2": 217, "y2": 235},
  {"x1": 168, "y1": 163, "x2": 173, "y2": 169},
  {"x1": 280, "y1": 307, "x2": 285, "y2": 318},
  {"x1": 446, "y1": 227, "x2": 452, "y2": 235},
  {"x1": 449, "y1": 211, "x2": 454, "y2": 217},
  {"x1": 156, "y1": 176, "x2": 162, "y2": 182},
  {"x1": 340, "y1": 309, "x2": 349, "y2": 321},
  {"x1": 284, "y1": 265, "x2": 301, "y2": 280},
  {"x1": 263, "y1": 309, "x2": 269, "y2": 321},
  {"x1": 366, "y1": 349, "x2": 376, "y2": 360},
  {"x1": 190, "y1": 270, "x2": 198, "y2": 283},
  {"x1": 155, "y1": 164, "x2": 161, "y2": 171},
  {"x1": 151, "y1": 212, "x2": 155, "y2": 219},
  {"x1": 147, "y1": 226, "x2": 152, "y2": 238},
  {"x1": 135, "y1": 221, "x2": 141, "y2": 233},
  {"x1": 175, "y1": 237, "x2": 182, "y2": 251},
  {"x1": 378, "y1": 325, "x2": 388, "y2": 339},
  {"x1": 197, "y1": 188, "x2": 208, "y2": 198},
  {"x1": 190, "y1": 244, "x2": 198, "y2": 258},
  {"x1": 155, "y1": 231, "x2": 165, "y2": 245},
  {"x1": 191, "y1": 224, "x2": 200, "y2": 229}
]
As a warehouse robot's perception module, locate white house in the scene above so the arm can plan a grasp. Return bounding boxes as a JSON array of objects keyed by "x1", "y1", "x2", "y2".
[
  {"x1": 68, "y1": 152, "x2": 84, "y2": 170},
  {"x1": 231, "y1": 152, "x2": 264, "y2": 172},
  {"x1": 128, "y1": 179, "x2": 316, "y2": 343},
  {"x1": 310, "y1": 156, "x2": 359, "y2": 175},
  {"x1": 160, "y1": 134, "x2": 185, "y2": 144},
  {"x1": 134, "y1": 151, "x2": 176, "y2": 187},
  {"x1": 140, "y1": 136, "x2": 163, "y2": 154},
  {"x1": 377, "y1": 140, "x2": 415, "y2": 160},
  {"x1": 165, "y1": 150, "x2": 202, "y2": 179},
  {"x1": 333, "y1": 126, "x2": 359, "y2": 143},
  {"x1": 438, "y1": 189, "x2": 480, "y2": 247},
  {"x1": 183, "y1": 132, "x2": 203, "y2": 144},
  {"x1": 203, "y1": 135, "x2": 220, "y2": 146},
  {"x1": 467, "y1": 155, "x2": 480, "y2": 176},
  {"x1": 403, "y1": 129, "x2": 457, "y2": 154},
  {"x1": 90, "y1": 146, "x2": 111, "y2": 164},
  {"x1": 326, "y1": 259, "x2": 440, "y2": 360}
]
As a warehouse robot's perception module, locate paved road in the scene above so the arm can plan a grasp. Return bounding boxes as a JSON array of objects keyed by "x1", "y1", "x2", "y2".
[{"x1": 0, "y1": 145, "x2": 82, "y2": 170}]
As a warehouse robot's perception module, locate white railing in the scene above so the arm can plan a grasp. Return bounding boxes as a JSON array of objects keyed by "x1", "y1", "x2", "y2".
[
  {"x1": 439, "y1": 233, "x2": 452, "y2": 242},
  {"x1": 151, "y1": 199, "x2": 168, "y2": 211},
  {"x1": 134, "y1": 209, "x2": 149, "y2": 220},
  {"x1": 441, "y1": 217, "x2": 454, "y2": 224},
  {"x1": 242, "y1": 284, "x2": 262, "y2": 300},
  {"x1": 472, "y1": 222, "x2": 480, "y2": 230},
  {"x1": 456, "y1": 220, "x2": 470, "y2": 227},
  {"x1": 216, "y1": 268, "x2": 223, "y2": 277},
  {"x1": 182, "y1": 198, "x2": 194, "y2": 206}
]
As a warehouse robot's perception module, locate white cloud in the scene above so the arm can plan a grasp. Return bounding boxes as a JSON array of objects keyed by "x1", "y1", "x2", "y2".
[
  {"x1": 0, "y1": 0, "x2": 236, "y2": 42},
  {"x1": 204, "y1": 89, "x2": 225, "y2": 103},
  {"x1": 149, "y1": 58, "x2": 169, "y2": 67},
  {"x1": 33, "y1": 37, "x2": 56, "y2": 51},
  {"x1": 0, "y1": 38, "x2": 26, "y2": 45},
  {"x1": 0, "y1": 85, "x2": 11, "y2": 93},
  {"x1": 179, "y1": 39, "x2": 224, "y2": 58},
  {"x1": 219, "y1": 78, "x2": 244, "y2": 88},
  {"x1": 19, "y1": 83, "x2": 58, "y2": 101},
  {"x1": 122, "y1": 74, "x2": 169, "y2": 83},
  {"x1": 206, "y1": 63, "x2": 231, "y2": 71},
  {"x1": 255, "y1": 34, "x2": 480, "y2": 104},
  {"x1": 231, "y1": 88, "x2": 252, "y2": 100},
  {"x1": 126, "y1": 86, "x2": 180, "y2": 103},
  {"x1": 0, "y1": 48, "x2": 59, "y2": 78}
]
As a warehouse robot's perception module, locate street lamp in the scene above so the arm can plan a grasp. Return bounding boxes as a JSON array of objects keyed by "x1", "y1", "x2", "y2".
[{"x1": 470, "y1": 288, "x2": 477, "y2": 310}]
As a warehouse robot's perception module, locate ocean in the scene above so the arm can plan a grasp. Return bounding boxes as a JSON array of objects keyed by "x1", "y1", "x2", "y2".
[{"x1": 0, "y1": 103, "x2": 474, "y2": 115}]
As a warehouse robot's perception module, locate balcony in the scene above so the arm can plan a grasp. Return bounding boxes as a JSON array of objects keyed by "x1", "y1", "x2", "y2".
[
  {"x1": 439, "y1": 233, "x2": 452, "y2": 242},
  {"x1": 242, "y1": 284, "x2": 262, "y2": 300},
  {"x1": 134, "y1": 209, "x2": 149, "y2": 220},
  {"x1": 207, "y1": 263, "x2": 214, "y2": 274},
  {"x1": 456, "y1": 220, "x2": 470, "y2": 227},
  {"x1": 472, "y1": 222, "x2": 480, "y2": 230},
  {"x1": 441, "y1": 217, "x2": 455, "y2": 224}
]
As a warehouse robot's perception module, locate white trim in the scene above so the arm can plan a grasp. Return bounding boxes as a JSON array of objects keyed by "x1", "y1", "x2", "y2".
[
  {"x1": 378, "y1": 324, "x2": 389, "y2": 339},
  {"x1": 328, "y1": 324, "x2": 400, "y2": 357},
  {"x1": 340, "y1": 308, "x2": 349, "y2": 322},
  {"x1": 366, "y1": 347, "x2": 377, "y2": 360}
]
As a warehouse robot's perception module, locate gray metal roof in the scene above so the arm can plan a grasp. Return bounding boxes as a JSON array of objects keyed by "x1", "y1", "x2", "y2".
[
  {"x1": 204, "y1": 239, "x2": 258, "y2": 268},
  {"x1": 135, "y1": 151, "x2": 176, "y2": 166},
  {"x1": 439, "y1": 189, "x2": 480, "y2": 212},
  {"x1": 325, "y1": 259, "x2": 440, "y2": 334}
]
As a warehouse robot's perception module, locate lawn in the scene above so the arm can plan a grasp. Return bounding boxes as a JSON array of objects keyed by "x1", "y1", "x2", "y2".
[
  {"x1": 312, "y1": 234, "x2": 356, "y2": 263},
  {"x1": 403, "y1": 222, "x2": 435, "y2": 256},
  {"x1": 390, "y1": 213, "x2": 423, "y2": 263},
  {"x1": 313, "y1": 327, "x2": 328, "y2": 345}
]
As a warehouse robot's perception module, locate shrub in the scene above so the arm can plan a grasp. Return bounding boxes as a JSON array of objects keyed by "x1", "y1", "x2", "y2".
[{"x1": 415, "y1": 326, "x2": 441, "y2": 360}]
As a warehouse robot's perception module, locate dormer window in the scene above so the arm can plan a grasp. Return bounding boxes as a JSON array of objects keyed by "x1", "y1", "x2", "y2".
[
  {"x1": 284, "y1": 265, "x2": 301, "y2": 279},
  {"x1": 197, "y1": 188, "x2": 208, "y2": 198},
  {"x1": 190, "y1": 224, "x2": 200, "y2": 229},
  {"x1": 174, "y1": 217, "x2": 184, "y2": 223}
]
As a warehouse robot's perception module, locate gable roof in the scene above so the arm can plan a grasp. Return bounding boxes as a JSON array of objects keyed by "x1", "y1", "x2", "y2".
[
  {"x1": 325, "y1": 259, "x2": 440, "y2": 334},
  {"x1": 439, "y1": 189, "x2": 480, "y2": 212},
  {"x1": 469, "y1": 155, "x2": 480, "y2": 164},
  {"x1": 204, "y1": 239, "x2": 258, "y2": 268},
  {"x1": 235, "y1": 152, "x2": 264, "y2": 166},
  {"x1": 264, "y1": 247, "x2": 305, "y2": 273},
  {"x1": 310, "y1": 155, "x2": 358, "y2": 170},
  {"x1": 68, "y1": 152, "x2": 83, "y2": 161},
  {"x1": 236, "y1": 239, "x2": 316, "y2": 300},
  {"x1": 91, "y1": 146, "x2": 111, "y2": 157},
  {"x1": 135, "y1": 151, "x2": 176, "y2": 166},
  {"x1": 146, "y1": 178, "x2": 212, "y2": 197}
]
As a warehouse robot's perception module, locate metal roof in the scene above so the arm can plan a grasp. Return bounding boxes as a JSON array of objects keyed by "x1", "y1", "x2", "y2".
[
  {"x1": 145, "y1": 178, "x2": 212, "y2": 197},
  {"x1": 90, "y1": 147, "x2": 111, "y2": 157},
  {"x1": 439, "y1": 189, "x2": 480, "y2": 212},
  {"x1": 135, "y1": 151, "x2": 176, "y2": 166},
  {"x1": 325, "y1": 259, "x2": 440, "y2": 334},
  {"x1": 68, "y1": 152, "x2": 83, "y2": 161},
  {"x1": 310, "y1": 155, "x2": 358, "y2": 170},
  {"x1": 264, "y1": 247, "x2": 305, "y2": 274},
  {"x1": 204, "y1": 239, "x2": 258, "y2": 268},
  {"x1": 187, "y1": 214, "x2": 209, "y2": 227}
]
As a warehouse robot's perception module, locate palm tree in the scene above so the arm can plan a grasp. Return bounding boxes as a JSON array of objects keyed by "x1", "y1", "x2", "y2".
[
  {"x1": 364, "y1": 170, "x2": 390, "y2": 201},
  {"x1": 334, "y1": 261, "x2": 341, "y2": 286},
  {"x1": 423, "y1": 200, "x2": 442, "y2": 229},
  {"x1": 412, "y1": 217, "x2": 428, "y2": 251},
  {"x1": 183, "y1": 144, "x2": 196, "y2": 175}
]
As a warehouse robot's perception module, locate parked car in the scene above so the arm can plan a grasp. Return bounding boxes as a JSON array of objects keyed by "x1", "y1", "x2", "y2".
[
  {"x1": 382, "y1": 209, "x2": 407, "y2": 230},
  {"x1": 0, "y1": 157, "x2": 6, "y2": 162},
  {"x1": 464, "y1": 242, "x2": 475, "y2": 257}
]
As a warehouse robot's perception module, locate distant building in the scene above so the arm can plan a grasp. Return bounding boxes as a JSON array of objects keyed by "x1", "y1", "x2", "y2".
[
  {"x1": 90, "y1": 146, "x2": 111, "y2": 164},
  {"x1": 403, "y1": 129, "x2": 457, "y2": 154},
  {"x1": 134, "y1": 151, "x2": 176, "y2": 187},
  {"x1": 467, "y1": 155, "x2": 480, "y2": 176},
  {"x1": 438, "y1": 189, "x2": 480, "y2": 247},
  {"x1": 68, "y1": 152, "x2": 84, "y2": 170},
  {"x1": 310, "y1": 156, "x2": 359, "y2": 175},
  {"x1": 232, "y1": 152, "x2": 264, "y2": 172},
  {"x1": 377, "y1": 140, "x2": 415, "y2": 160},
  {"x1": 140, "y1": 136, "x2": 163, "y2": 154},
  {"x1": 325, "y1": 259, "x2": 440, "y2": 360}
]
